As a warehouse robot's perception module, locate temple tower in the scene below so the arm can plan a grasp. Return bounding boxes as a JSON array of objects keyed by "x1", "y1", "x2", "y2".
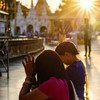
[
  {"x1": 26, "y1": 0, "x2": 37, "y2": 33},
  {"x1": 35, "y1": 0, "x2": 51, "y2": 33},
  {"x1": 35, "y1": 0, "x2": 51, "y2": 16},
  {"x1": 16, "y1": 2, "x2": 26, "y2": 34}
]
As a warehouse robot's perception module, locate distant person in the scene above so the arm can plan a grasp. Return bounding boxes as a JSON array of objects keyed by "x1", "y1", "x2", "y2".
[
  {"x1": 35, "y1": 31, "x2": 39, "y2": 37},
  {"x1": 22, "y1": 30, "x2": 26, "y2": 36},
  {"x1": 55, "y1": 41, "x2": 86, "y2": 100},
  {"x1": 84, "y1": 18, "x2": 92, "y2": 56},
  {"x1": 27, "y1": 31, "x2": 33, "y2": 37},
  {"x1": 19, "y1": 50, "x2": 75, "y2": 100}
]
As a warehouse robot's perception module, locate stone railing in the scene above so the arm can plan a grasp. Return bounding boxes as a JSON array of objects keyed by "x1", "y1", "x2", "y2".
[{"x1": 0, "y1": 37, "x2": 44, "y2": 58}]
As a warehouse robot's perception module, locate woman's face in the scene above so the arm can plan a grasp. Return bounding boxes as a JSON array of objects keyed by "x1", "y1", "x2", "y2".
[{"x1": 59, "y1": 53, "x2": 72, "y2": 65}]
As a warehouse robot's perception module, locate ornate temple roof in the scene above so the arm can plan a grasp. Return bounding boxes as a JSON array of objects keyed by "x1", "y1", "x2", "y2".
[{"x1": 35, "y1": 0, "x2": 51, "y2": 16}]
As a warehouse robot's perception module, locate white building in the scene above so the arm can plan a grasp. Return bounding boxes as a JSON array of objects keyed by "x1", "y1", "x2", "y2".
[{"x1": 11, "y1": 0, "x2": 51, "y2": 36}]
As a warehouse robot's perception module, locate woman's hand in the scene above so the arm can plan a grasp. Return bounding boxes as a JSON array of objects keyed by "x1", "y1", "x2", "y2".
[{"x1": 22, "y1": 54, "x2": 35, "y2": 79}]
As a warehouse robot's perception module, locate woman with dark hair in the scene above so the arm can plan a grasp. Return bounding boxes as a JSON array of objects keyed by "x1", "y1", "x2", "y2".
[
  {"x1": 55, "y1": 41, "x2": 86, "y2": 100},
  {"x1": 19, "y1": 50, "x2": 74, "y2": 100},
  {"x1": 35, "y1": 50, "x2": 67, "y2": 84}
]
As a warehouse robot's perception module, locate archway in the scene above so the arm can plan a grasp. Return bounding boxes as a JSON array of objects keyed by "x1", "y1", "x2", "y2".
[
  {"x1": 27, "y1": 25, "x2": 33, "y2": 37},
  {"x1": 40, "y1": 26, "x2": 47, "y2": 37},
  {"x1": 16, "y1": 26, "x2": 20, "y2": 35},
  {"x1": 27, "y1": 25, "x2": 33, "y2": 32}
]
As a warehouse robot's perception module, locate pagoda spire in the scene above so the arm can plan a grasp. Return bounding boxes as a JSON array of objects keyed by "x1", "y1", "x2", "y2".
[
  {"x1": 35, "y1": 0, "x2": 51, "y2": 15},
  {"x1": 17, "y1": 2, "x2": 23, "y2": 15},
  {"x1": 42, "y1": 0, "x2": 47, "y2": 16},
  {"x1": 31, "y1": 0, "x2": 33, "y2": 8},
  {"x1": 29, "y1": 0, "x2": 36, "y2": 16},
  {"x1": 16, "y1": 1, "x2": 26, "y2": 34}
]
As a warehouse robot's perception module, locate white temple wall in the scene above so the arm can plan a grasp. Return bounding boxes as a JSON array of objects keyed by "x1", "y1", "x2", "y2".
[
  {"x1": 13, "y1": 1, "x2": 51, "y2": 36},
  {"x1": 20, "y1": 24, "x2": 27, "y2": 34}
]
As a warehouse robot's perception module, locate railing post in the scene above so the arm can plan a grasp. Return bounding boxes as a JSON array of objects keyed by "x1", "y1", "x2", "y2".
[{"x1": 6, "y1": 38, "x2": 9, "y2": 79}]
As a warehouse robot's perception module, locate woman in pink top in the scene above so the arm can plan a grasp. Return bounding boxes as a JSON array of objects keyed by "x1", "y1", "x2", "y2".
[
  {"x1": 19, "y1": 50, "x2": 74, "y2": 100},
  {"x1": 39, "y1": 77, "x2": 69, "y2": 100}
]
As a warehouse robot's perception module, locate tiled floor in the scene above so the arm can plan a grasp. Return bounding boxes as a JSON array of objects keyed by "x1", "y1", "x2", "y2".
[{"x1": 0, "y1": 38, "x2": 100, "y2": 100}]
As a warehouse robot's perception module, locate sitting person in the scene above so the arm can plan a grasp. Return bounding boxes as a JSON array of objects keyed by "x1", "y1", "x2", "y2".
[
  {"x1": 55, "y1": 41, "x2": 86, "y2": 100},
  {"x1": 19, "y1": 50, "x2": 74, "y2": 100}
]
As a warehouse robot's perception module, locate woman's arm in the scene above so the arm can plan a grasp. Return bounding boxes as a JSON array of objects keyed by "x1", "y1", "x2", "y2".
[
  {"x1": 19, "y1": 81, "x2": 49, "y2": 100},
  {"x1": 19, "y1": 55, "x2": 49, "y2": 100},
  {"x1": 19, "y1": 80, "x2": 32, "y2": 100}
]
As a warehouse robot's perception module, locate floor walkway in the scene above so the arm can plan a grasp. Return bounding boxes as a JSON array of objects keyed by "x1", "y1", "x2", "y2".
[
  {"x1": 78, "y1": 38, "x2": 100, "y2": 100},
  {"x1": 0, "y1": 37, "x2": 100, "y2": 100}
]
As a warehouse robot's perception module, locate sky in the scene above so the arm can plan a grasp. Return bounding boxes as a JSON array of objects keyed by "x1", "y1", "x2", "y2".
[{"x1": 16, "y1": 0, "x2": 62, "y2": 13}]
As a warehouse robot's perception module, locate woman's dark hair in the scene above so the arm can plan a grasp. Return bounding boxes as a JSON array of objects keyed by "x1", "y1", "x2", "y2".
[
  {"x1": 35, "y1": 50, "x2": 67, "y2": 84},
  {"x1": 55, "y1": 41, "x2": 79, "y2": 55}
]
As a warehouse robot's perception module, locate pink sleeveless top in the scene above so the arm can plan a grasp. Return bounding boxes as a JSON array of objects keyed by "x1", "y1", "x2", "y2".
[{"x1": 39, "y1": 77, "x2": 69, "y2": 100}]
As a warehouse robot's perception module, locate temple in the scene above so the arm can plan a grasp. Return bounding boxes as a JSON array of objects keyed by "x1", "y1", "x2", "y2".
[{"x1": 11, "y1": 0, "x2": 51, "y2": 36}]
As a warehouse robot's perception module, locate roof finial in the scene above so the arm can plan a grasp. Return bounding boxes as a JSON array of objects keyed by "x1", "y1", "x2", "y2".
[{"x1": 31, "y1": 0, "x2": 33, "y2": 8}]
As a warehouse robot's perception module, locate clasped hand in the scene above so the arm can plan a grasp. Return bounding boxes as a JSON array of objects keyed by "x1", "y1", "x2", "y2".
[{"x1": 22, "y1": 54, "x2": 36, "y2": 79}]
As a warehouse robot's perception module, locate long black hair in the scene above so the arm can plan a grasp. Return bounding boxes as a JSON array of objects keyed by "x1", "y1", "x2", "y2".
[{"x1": 35, "y1": 50, "x2": 67, "y2": 84}]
